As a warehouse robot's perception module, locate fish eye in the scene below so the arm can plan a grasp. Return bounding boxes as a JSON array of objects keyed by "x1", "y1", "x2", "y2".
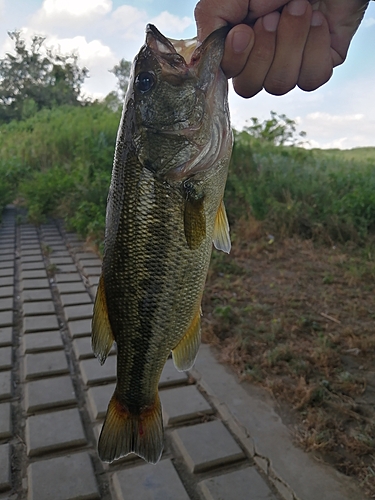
[{"x1": 135, "y1": 71, "x2": 156, "y2": 93}]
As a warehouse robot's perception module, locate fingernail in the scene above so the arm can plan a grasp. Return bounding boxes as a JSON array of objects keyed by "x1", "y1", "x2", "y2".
[
  {"x1": 288, "y1": 0, "x2": 307, "y2": 16},
  {"x1": 232, "y1": 30, "x2": 252, "y2": 54},
  {"x1": 311, "y1": 11, "x2": 323, "y2": 26},
  {"x1": 263, "y1": 12, "x2": 280, "y2": 32}
]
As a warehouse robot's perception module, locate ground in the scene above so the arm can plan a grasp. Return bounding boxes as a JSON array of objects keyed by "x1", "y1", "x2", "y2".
[{"x1": 202, "y1": 217, "x2": 375, "y2": 498}]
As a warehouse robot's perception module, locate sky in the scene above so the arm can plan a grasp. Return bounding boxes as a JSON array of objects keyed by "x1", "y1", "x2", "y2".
[{"x1": 1, "y1": 0, "x2": 375, "y2": 149}]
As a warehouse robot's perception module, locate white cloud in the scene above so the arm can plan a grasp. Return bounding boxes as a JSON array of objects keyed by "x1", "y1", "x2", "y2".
[
  {"x1": 306, "y1": 112, "x2": 364, "y2": 123},
  {"x1": 363, "y1": 17, "x2": 375, "y2": 27},
  {"x1": 41, "y1": 0, "x2": 112, "y2": 18},
  {"x1": 150, "y1": 11, "x2": 193, "y2": 35}
]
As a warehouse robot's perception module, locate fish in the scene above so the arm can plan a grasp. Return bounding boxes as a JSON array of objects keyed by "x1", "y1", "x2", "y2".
[{"x1": 91, "y1": 23, "x2": 233, "y2": 465}]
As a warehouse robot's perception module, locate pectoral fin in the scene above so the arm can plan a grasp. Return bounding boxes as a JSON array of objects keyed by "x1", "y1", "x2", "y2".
[
  {"x1": 172, "y1": 308, "x2": 201, "y2": 371},
  {"x1": 184, "y1": 197, "x2": 206, "y2": 250},
  {"x1": 213, "y1": 200, "x2": 231, "y2": 254},
  {"x1": 92, "y1": 274, "x2": 115, "y2": 365}
]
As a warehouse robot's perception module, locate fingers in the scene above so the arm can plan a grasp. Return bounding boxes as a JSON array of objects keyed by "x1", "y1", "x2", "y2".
[
  {"x1": 221, "y1": 25, "x2": 255, "y2": 80},
  {"x1": 231, "y1": 13, "x2": 280, "y2": 97},
  {"x1": 297, "y1": 11, "x2": 333, "y2": 91},
  {"x1": 264, "y1": 0, "x2": 313, "y2": 95}
]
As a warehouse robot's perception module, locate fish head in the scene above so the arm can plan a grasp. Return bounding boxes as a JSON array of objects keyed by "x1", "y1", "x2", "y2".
[{"x1": 127, "y1": 24, "x2": 232, "y2": 181}]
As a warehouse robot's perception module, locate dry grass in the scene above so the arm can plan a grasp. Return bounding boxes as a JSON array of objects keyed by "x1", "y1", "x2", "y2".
[{"x1": 203, "y1": 217, "x2": 375, "y2": 497}]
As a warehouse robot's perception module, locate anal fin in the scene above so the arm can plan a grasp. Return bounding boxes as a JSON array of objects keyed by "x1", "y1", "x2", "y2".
[
  {"x1": 213, "y1": 200, "x2": 231, "y2": 253},
  {"x1": 92, "y1": 274, "x2": 115, "y2": 365},
  {"x1": 98, "y1": 390, "x2": 164, "y2": 464},
  {"x1": 172, "y1": 308, "x2": 201, "y2": 372}
]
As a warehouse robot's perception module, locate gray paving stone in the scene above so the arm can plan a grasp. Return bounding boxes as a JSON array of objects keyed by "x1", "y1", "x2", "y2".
[
  {"x1": 57, "y1": 281, "x2": 86, "y2": 294},
  {"x1": 61, "y1": 293, "x2": 92, "y2": 307},
  {"x1": 0, "y1": 311, "x2": 12, "y2": 328},
  {"x1": 0, "y1": 372, "x2": 11, "y2": 401},
  {"x1": 21, "y1": 244, "x2": 40, "y2": 250},
  {"x1": 113, "y1": 459, "x2": 190, "y2": 500},
  {"x1": 20, "y1": 261, "x2": 45, "y2": 270},
  {"x1": 0, "y1": 276, "x2": 13, "y2": 287},
  {"x1": 82, "y1": 266, "x2": 102, "y2": 277},
  {"x1": 161, "y1": 385, "x2": 213, "y2": 425},
  {"x1": 0, "y1": 298, "x2": 12, "y2": 311},
  {"x1": 172, "y1": 420, "x2": 245, "y2": 473},
  {"x1": 21, "y1": 269, "x2": 47, "y2": 279},
  {"x1": 75, "y1": 252, "x2": 99, "y2": 260},
  {"x1": 49, "y1": 250, "x2": 70, "y2": 257},
  {"x1": 79, "y1": 258, "x2": 102, "y2": 267},
  {"x1": 47, "y1": 244, "x2": 67, "y2": 251},
  {"x1": 22, "y1": 288, "x2": 52, "y2": 302},
  {"x1": 27, "y1": 452, "x2": 100, "y2": 500},
  {"x1": 0, "y1": 327, "x2": 12, "y2": 347},
  {"x1": 21, "y1": 278, "x2": 50, "y2": 290},
  {"x1": 55, "y1": 264, "x2": 77, "y2": 273},
  {"x1": 87, "y1": 383, "x2": 115, "y2": 420},
  {"x1": 23, "y1": 301, "x2": 55, "y2": 317},
  {"x1": 67, "y1": 319, "x2": 91, "y2": 338},
  {"x1": 0, "y1": 261, "x2": 13, "y2": 269},
  {"x1": 55, "y1": 273, "x2": 82, "y2": 283},
  {"x1": 21, "y1": 250, "x2": 43, "y2": 257},
  {"x1": 50, "y1": 257, "x2": 74, "y2": 265},
  {"x1": 25, "y1": 376, "x2": 76, "y2": 413},
  {"x1": 88, "y1": 276, "x2": 100, "y2": 286},
  {"x1": 159, "y1": 358, "x2": 189, "y2": 388},
  {"x1": 26, "y1": 408, "x2": 87, "y2": 456},
  {"x1": 198, "y1": 467, "x2": 278, "y2": 500},
  {"x1": 80, "y1": 356, "x2": 116, "y2": 386},
  {"x1": 0, "y1": 268, "x2": 14, "y2": 277},
  {"x1": 0, "y1": 287, "x2": 13, "y2": 299},
  {"x1": 0, "y1": 444, "x2": 10, "y2": 492},
  {"x1": 20, "y1": 255, "x2": 43, "y2": 263},
  {"x1": 23, "y1": 314, "x2": 59, "y2": 333},
  {"x1": 0, "y1": 348, "x2": 12, "y2": 370},
  {"x1": 23, "y1": 331, "x2": 63, "y2": 354},
  {"x1": 73, "y1": 337, "x2": 115, "y2": 360},
  {"x1": 24, "y1": 351, "x2": 69, "y2": 380},
  {"x1": 64, "y1": 304, "x2": 93, "y2": 321},
  {"x1": 0, "y1": 252, "x2": 14, "y2": 260},
  {"x1": 0, "y1": 403, "x2": 11, "y2": 439}
]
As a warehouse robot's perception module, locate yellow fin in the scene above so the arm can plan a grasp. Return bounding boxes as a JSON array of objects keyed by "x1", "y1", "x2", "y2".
[
  {"x1": 184, "y1": 197, "x2": 206, "y2": 250},
  {"x1": 213, "y1": 200, "x2": 231, "y2": 254},
  {"x1": 172, "y1": 309, "x2": 201, "y2": 372},
  {"x1": 92, "y1": 274, "x2": 115, "y2": 365},
  {"x1": 98, "y1": 390, "x2": 164, "y2": 464}
]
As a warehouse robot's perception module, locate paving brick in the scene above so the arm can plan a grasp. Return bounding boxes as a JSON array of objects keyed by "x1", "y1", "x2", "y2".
[
  {"x1": 0, "y1": 287, "x2": 13, "y2": 299},
  {"x1": 0, "y1": 403, "x2": 11, "y2": 439},
  {"x1": 20, "y1": 255, "x2": 43, "y2": 263},
  {"x1": 22, "y1": 288, "x2": 52, "y2": 302},
  {"x1": 82, "y1": 266, "x2": 102, "y2": 277},
  {"x1": 160, "y1": 385, "x2": 213, "y2": 425},
  {"x1": 21, "y1": 269, "x2": 47, "y2": 279},
  {"x1": 23, "y1": 331, "x2": 63, "y2": 354},
  {"x1": 21, "y1": 278, "x2": 50, "y2": 290},
  {"x1": 20, "y1": 261, "x2": 45, "y2": 270},
  {"x1": 88, "y1": 276, "x2": 100, "y2": 286},
  {"x1": 73, "y1": 337, "x2": 115, "y2": 360},
  {"x1": 50, "y1": 257, "x2": 74, "y2": 265},
  {"x1": 0, "y1": 327, "x2": 12, "y2": 347},
  {"x1": 172, "y1": 420, "x2": 245, "y2": 473},
  {"x1": 49, "y1": 250, "x2": 70, "y2": 258},
  {"x1": 25, "y1": 376, "x2": 76, "y2": 413},
  {"x1": 0, "y1": 348, "x2": 12, "y2": 370},
  {"x1": 80, "y1": 356, "x2": 116, "y2": 386},
  {"x1": 57, "y1": 281, "x2": 86, "y2": 294},
  {"x1": 158, "y1": 358, "x2": 188, "y2": 388},
  {"x1": 61, "y1": 293, "x2": 92, "y2": 307},
  {"x1": 24, "y1": 351, "x2": 69, "y2": 380},
  {"x1": 55, "y1": 273, "x2": 82, "y2": 283},
  {"x1": 198, "y1": 467, "x2": 278, "y2": 500},
  {"x1": 55, "y1": 264, "x2": 77, "y2": 273},
  {"x1": 75, "y1": 252, "x2": 99, "y2": 260},
  {"x1": 0, "y1": 311, "x2": 12, "y2": 327},
  {"x1": 0, "y1": 268, "x2": 14, "y2": 277},
  {"x1": 0, "y1": 276, "x2": 13, "y2": 287},
  {"x1": 21, "y1": 244, "x2": 40, "y2": 250},
  {"x1": 21, "y1": 250, "x2": 43, "y2": 257},
  {"x1": 64, "y1": 304, "x2": 93, "y2": 321},
  {"x1": 0, "y1": 444, "x2": 11, "y2": 492},
  {"x1": 87, "y1": 383, "x2": 115, "y2": 420},
  {"x1": 23, "y1": 301, "x2": 55, "y2": 317},
  {"x1": 0, "y1": 298, "x2": 12, "y2": 311},
  {"x1": 23, "y1": 314, "x2": 59, "y2": 333},
  {"x1": 26, "y1": 408, "x2": 87, "y2": 456},
  {"x1": 47, "y1": 244, "x2": 67, "y2": 252},
  {"x1": 67, "y1": 319, "x2": 92, "y2": 338},
  {"x1": 113, "y1": 459, "x2": 190, "y2": 500},
  {"x1": 0, "y1": 372, "x2": 11, "y2": 401},
  {"x1": 0, "y1": 260, "x2": 13, "y2": 269},
  {"x1": 27, "y1": 452, "x2": 100, "y2": 500}
]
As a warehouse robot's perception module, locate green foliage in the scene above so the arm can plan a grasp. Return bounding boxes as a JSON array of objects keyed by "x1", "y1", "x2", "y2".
[
  {"x1": 244, "y1": 111, "x2": 307, "y2": 147},
  {"x1": 0, "y1": 31, "x2": 88, "y2": 123},
  {"x1": 110, "y1": 58, "x2": 132, "y2": 102}
]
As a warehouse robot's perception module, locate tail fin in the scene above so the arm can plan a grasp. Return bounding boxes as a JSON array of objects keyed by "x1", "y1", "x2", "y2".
[{"x1": 98, "y1": 390, "x2": 164, "y2": 464}]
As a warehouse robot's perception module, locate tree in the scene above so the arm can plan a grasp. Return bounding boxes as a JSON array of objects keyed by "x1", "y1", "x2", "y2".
[
  {"x1": 109, "y1": 58, "x2": 131, "y2": 101},
  {"x1": 245, "y1": 111, "x2": 307, "y2": 147},
  {"x1": 0, "y1": 31, "x2": 89, "y2": 123}
]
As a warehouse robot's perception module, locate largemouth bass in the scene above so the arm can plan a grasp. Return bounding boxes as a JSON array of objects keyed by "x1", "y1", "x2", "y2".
[{"x1": 92, "y1": 24, "x2": 232, "y2": 464}]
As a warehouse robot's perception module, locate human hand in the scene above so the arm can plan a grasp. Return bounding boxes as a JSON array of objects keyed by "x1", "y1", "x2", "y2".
[{"x1": 194, "y1": 0, "x2": 370, "y2": 97}]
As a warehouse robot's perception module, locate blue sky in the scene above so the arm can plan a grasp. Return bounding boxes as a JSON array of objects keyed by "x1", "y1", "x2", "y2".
[{"x1": 1, "y1": 0, "x2": 375, "y2": 149}]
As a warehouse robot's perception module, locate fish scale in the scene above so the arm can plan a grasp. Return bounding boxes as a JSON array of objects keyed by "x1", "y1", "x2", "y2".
[{"x1": 91, "y1": 24, "x2": 232, "y2": 464}]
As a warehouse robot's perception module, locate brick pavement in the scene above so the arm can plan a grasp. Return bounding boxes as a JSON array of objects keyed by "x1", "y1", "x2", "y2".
[{"x1": 0, "y1": 206, "x2": 366, "y2": 500}]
